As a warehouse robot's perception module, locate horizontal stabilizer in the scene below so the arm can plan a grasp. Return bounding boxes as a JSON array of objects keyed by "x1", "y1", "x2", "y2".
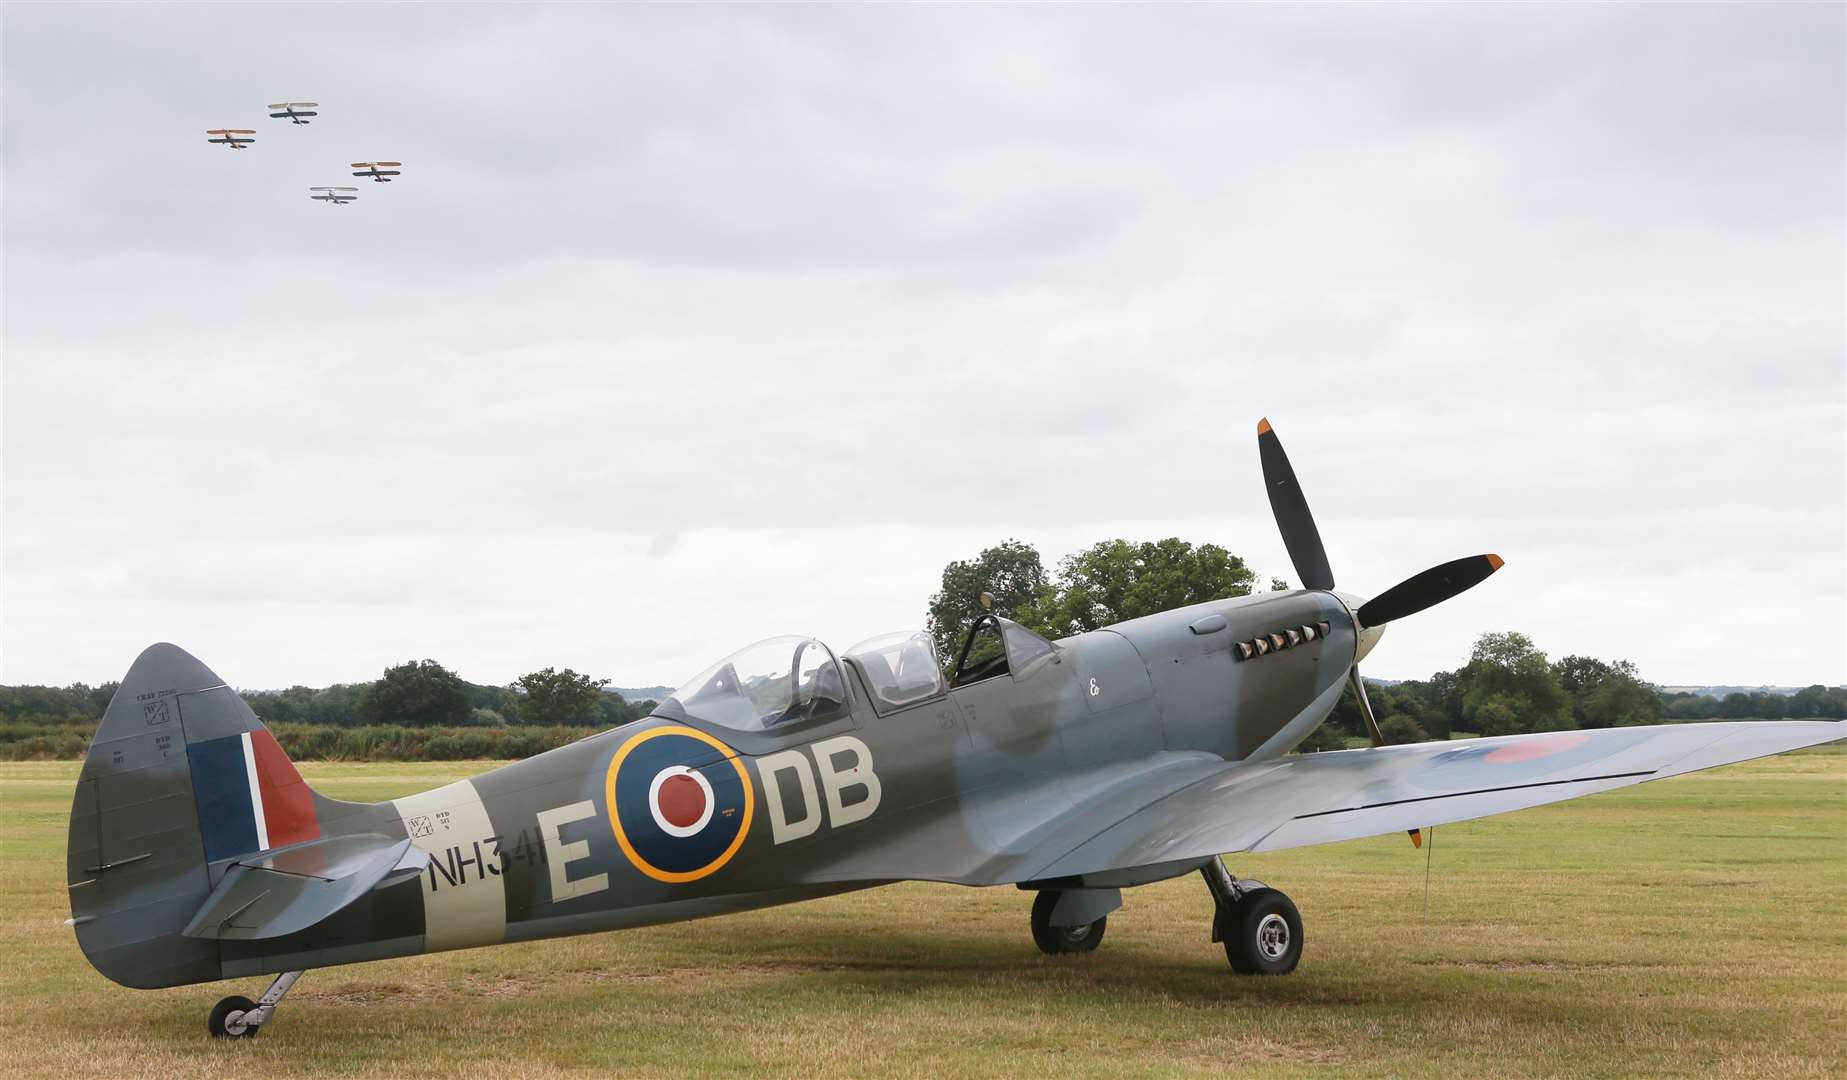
[{"x1": 182, "y1": 832, "x2": 426, "y2": 941}]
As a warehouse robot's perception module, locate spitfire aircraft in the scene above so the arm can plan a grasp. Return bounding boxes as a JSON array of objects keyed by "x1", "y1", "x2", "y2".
[
  {"x1": 308, "y1": 186, "x2": 359, "y2": 206},
  {"x1": 66, "y1": 420, "x2": 1845, "y2": 1039},
  {"x1": 351, "y1": 161, "x2": 402, "y2": 182},
  {"x1": 267, "y1": 102, "x2": 319, "y2": 125},
  {"x1": 204, "y1": 129, "x2": 256, "y2": 150}
]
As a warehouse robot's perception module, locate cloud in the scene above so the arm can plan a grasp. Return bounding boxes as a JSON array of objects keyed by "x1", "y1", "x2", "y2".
[{"x1": 3, "y1": 4, "x2": 1841, "y2": 688}]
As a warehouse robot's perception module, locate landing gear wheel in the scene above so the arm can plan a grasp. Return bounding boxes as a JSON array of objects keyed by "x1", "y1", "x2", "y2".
[
  {"x1": 1223, "y1": 888, "x2": 1303, "y2": 975},
  {"x1": 208, "y1": 995, "x2": 260, "y2": 1039},
  {"x1": 1031, "y1": 890, "x2": 1106, "y2": 954}
]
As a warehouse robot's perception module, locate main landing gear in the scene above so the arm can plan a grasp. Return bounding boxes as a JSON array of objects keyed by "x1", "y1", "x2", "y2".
[
  {"x1": 1026, "y1": 861, "x2": 1302, "y2": 974},
  {"x1": 1029, "y1": 887, "x2": 1115, "y2": 954},
  {"x1": 1203, "y1": 856, "x2": 1302, "y2": 975},
  {"x1": 208, "y1": 969, "x2": 303, "y2": 1038}
]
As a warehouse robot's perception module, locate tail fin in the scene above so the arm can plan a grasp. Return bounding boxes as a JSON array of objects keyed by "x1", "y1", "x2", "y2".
[{"x1": 66, "y1": 643, "x2": 339, "y2": 987}]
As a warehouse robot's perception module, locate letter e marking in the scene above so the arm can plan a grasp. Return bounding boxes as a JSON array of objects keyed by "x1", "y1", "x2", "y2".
[{"x1": 537, "y1": 801, "x2": 608, "y2": 902}]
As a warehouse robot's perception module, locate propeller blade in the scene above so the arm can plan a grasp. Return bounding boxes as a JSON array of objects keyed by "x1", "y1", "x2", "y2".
[
  {"x1": 1256, "y1": 418, "x2": 1335, "y2": 591},
  {"x1": 1356, "y1": 554, "x2": 1504, "y2": 628}
]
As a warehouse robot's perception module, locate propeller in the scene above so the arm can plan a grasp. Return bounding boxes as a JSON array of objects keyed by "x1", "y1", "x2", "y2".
[{"x1": 1257, "y1": 417, "x2": 1503, "y2": 847}]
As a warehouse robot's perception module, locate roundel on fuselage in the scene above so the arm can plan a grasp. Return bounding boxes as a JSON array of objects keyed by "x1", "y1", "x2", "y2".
[{"x1": 605, "y1": 726, "x2": 753, "y2": 883}]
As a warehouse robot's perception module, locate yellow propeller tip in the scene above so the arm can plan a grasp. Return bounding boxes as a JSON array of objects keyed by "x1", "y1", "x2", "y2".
[
  {"x1": 1486, "y1": 554, "x2": 1504, "y2": 570},
  {"x1": 1257, "y1": 418, "x2": 1272, "y2": 435},
  {"x1": 1408, "y1": 828, "x2": 1423, "y2": 848}
]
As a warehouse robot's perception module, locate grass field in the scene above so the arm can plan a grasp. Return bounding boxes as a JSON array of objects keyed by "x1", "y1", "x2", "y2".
[{"x1": 2, "y1": 754, "x2": 1843, "y2": 1078}]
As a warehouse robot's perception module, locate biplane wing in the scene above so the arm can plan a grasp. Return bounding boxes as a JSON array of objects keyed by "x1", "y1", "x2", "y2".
[{"x1": 350, "y1": 161, "x2": 403, "y2": 180}]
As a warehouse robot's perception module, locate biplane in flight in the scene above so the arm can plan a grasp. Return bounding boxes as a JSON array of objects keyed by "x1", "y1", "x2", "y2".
[
  {"x1": 308, "y1": 186, "x2": 358, "y2": 206},
  {"x1": 204, "y1": 129, "x2": 256, "y2": 150},
  {"x1": 267, "y1": 102, "x2": 318, "y2": 125},
  {"x1": 350, "y1": 161, "x2": 402, "y2": 182},
  {"x1": 64, "y1": 420, "x2": 1846, "y2": 1038}
]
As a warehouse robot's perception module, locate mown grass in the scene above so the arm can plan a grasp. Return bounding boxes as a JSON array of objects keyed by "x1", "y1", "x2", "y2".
[{"x1": 1, "y1": 754, "x2": 1842, "y2": 1078}]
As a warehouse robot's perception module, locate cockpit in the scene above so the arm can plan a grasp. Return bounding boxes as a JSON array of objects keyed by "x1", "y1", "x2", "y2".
[
  {"x1": 653, "y1": 636, "x2": 850, "y2": 734},
  {"x1": 652, "y1": 620, "x2": 1061, "y2": 736},
  {"x1": 842, "y1": 631, "x2": 944, "y2": 712}
]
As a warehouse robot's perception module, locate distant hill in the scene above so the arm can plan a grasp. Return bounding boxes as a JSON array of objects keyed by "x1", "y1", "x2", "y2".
[
  {"x1": 1658, "y1": 685, "x2": 1832, "y2": 699},
  {"x1": 610, "y1": 686, "x2": 673, "y2": 704}
]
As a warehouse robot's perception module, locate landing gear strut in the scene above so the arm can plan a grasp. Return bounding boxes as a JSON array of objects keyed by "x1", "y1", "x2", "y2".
[
  {"x1": 208, "y1": 970, "x2": 303, "y2": 1038},
  {"x1": 1202, "y1": 856, "x2": 1302, "y2": 975}
]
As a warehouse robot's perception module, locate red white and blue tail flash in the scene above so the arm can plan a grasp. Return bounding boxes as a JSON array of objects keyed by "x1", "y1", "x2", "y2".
[{"x1": 187, "y1": 729, "x2": 319, "y2": 862}]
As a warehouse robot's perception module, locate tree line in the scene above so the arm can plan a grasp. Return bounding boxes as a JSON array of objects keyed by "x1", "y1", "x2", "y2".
[
  {"x1": 0, "y1": 662, "x2": 657, "y2": 730},
  {"x1": 4, "y1": 535, "x2": 1841, "y2": 749}
]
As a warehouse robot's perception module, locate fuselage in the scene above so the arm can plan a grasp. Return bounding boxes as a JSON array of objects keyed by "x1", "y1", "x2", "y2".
[{"x1": 191, "y1": 589, "x2": 1359, "y2": 984}]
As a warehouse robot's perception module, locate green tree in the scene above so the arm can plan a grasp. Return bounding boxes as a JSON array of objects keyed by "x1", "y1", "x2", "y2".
[
  {"x1": 1377, "y1": 714, "x2": 1430, "y2": 745},
  {"x1": 514, "y1": 667, "x2": 611, "y2": 727},
  {"x1": 596, "y1": 690, "x2": 649, "y2": 729},
  {"x1": 1789, "y1": 684, "x2": 1847, "y2": 719},
  {"x1": 1294, "y1": 723, "x2": 1352, "y2": 753},
  {"x1": 1456, "y1": 632, "x2": 1572, "y2": 733},
  {"x1": 1584, "y1": 673, "x2": 1662, "y2": 727},
  {"x1": 1473, "y1": 697, "x2": 1522, "y2": 737},
  {"x1": 1662, "y1": 692, "x2": 1721, "y2": 720},
  {"x1": 359, "y1": 660, "x2": 470, "y2": 728},
  {"x1": 925, "y1": 539, "x2": 1049, "y2": 660},
  {"x1": 1022, "y1": 538, "x2": 1259, "y2": 638},
  {"x1": 1718, "y1": 692, "x2": 1758, "y2": 719},
  {"x1": 1554, "y1": 655, "x2": 1661, "y2": 727},
  {"x1": 1554, "y1": 655, "x2": 1615, "y2": 702}
]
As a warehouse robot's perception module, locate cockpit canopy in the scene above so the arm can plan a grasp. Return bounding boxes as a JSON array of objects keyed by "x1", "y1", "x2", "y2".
[
  {"x1": 843, "y1": 630, "x2": 944, "y2": 712},
  {"x1": 655, "y1": 636, "x2": 848, "y2": 734},
  {"x1": 655, "y1": 619, "x2": 1060, "y2": 734}
]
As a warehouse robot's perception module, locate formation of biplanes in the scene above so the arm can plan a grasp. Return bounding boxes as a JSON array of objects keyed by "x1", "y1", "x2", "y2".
[{"x1": 205, "y1": 102, "x2": 404, "y2": 206}]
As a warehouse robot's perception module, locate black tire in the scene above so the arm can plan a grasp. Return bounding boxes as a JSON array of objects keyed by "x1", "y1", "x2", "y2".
[
  {"x1": 1031, "y1": 890, "x2": 1106, "y2": 955},
  {"x1": 1223, "y1": 888, "x2": 1303, "y2": 975},
  {"x1": 208, "y1": 995, "x2": 260, "y2": 1039}
]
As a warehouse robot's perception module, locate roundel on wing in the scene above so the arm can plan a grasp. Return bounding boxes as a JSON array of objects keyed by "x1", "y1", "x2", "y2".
[
  {"x1": 1408, "y1": 730, "x2": 1618, "y2": 794},
  {"x1": 606, "y1": 726, "x2": 753, "y2": 883}
]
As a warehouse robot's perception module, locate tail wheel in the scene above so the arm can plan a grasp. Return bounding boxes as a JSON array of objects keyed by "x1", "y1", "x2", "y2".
[
  {"x1": 1031, "y1": 890, "x2": 1106, "y2": 955},
  {"x1": 1223, "y1": 888, "x2": 1303, "y2": 975},
  {"x1": 208, "y1": 995, "x2": 260, "y2": 1039}
]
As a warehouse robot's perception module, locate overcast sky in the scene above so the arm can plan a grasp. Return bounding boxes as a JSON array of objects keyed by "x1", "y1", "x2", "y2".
[{"x1": 3, "y1": 3, "x2": 1842, "y2": 693}]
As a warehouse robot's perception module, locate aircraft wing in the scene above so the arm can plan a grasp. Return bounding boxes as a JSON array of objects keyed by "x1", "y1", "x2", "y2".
[{"x1": 1026, "y1": 720, "x2": 1846, "y2": 881}]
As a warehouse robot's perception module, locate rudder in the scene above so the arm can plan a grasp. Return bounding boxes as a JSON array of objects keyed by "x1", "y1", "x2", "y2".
[{"x1": 66, "y1": 643, "x2": 331, "y2": 988}]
